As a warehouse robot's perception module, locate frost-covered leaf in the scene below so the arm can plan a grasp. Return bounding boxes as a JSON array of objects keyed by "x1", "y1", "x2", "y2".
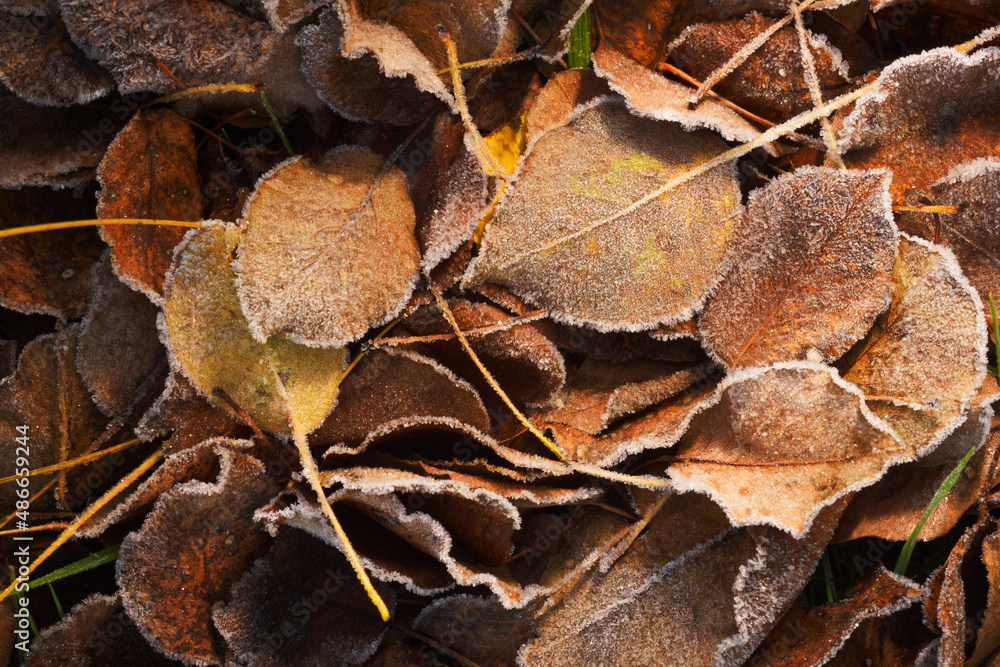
[
  {"x1": 214, "y1": 527, "x2": 394, "y2": 667},
  {"x1": 668, "y1": 362, "x2": 907, "y2": 536},
  {"x1": 136, "y1": 371, "x2": 245, "y2": 454},
  {"x1": 77, "y1": 257, "x2": 165, "y2": 417},
  {"x1": 589, "y1": 0, "x2": 674, "y2": 68},
  {"x1": 412, "y1": 595, "x2": 535, "y2": 667},
  {"x1": 464, "y1": 98, "x2": 742, "y2": 331},
  {"x1": 235, "y1": 149, "x2": 420, "y2": 347},
  {"x1": 60, "y1": 0, "x2": 278, "y2": 94},
  {"x1": 162, "y1": 224, "x2": 345, "y2": 436},
  {"x1": 966, "y1": 527, "x2": 1000, "y2": 666},
  {"x1": 312, "y1": 347, "x2": 490, "y2": 452},
  {"x1": 0, "y1": 188, "x2": 103, "y2": 318},
  {"x1": 117, "y1": 447, "x2": 278, "y2": 665},
  {"x1": 839, "y1": 46, "x2": 1000, "y2": 199},
  {"x1": 0, "y1": 9, "x2": 112, "y2": 105},
  {"x1": 840, "y1": 234, "x2": 987, "y2": 454},
  {"x1": 898, "y1": 158, "x2": 1000, "y2": 314},
  {"x1": 97, "y1": 109, "x2": 202, "y2": 300},
  {"x1": 699, "y1": 167, "x2": 897, "y2": 368}
]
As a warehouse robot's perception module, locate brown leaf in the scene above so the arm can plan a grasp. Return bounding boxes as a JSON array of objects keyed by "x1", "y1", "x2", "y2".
[
  {"x1": 521, "y1": 69, "x2": 611, "y2": 148},
  {"x1": 966, "y1": 526, "x2": 1000, "y2": 666},
  {"x1": 97, "y1": 109, "x2": 203, "y2": 299},
  {"x1": 841, "y1": 234, "x2": 988, "y2": 455},
  {"x1": 235, "y1": 149, "x2": 420, "y2": 346},
  {"x1": 0, "y1": 9, "x2": 113, "y2": 106},
  {"x1": 312, "y1": 347, "x2": 490, "y2": 453},
  {"x1": 698, "y1": 167, "x2": 897, "y2": 368},
  {"x1": 840, "y1": 46, "x2": 1000, "y2": 200},
  {"x1": 213, "y1": 527, "x2": 394, "y2": 667},
  {"x1": 412, "y1": 594, "x2": 537, "y2": 667},
  {"x1": 463, "y1": 98, "x2": 742, "y2": 331},
  {"x1": 898, "y1": 158, "x2": 1000, "y2": 315},
  {"x1": 668, "y1": 362, "x2": 907, "y2": 536},
  {"x1": 60, "y1": 0, "x2": 277, "y2": 94},
  {"x1": 117, "y1": 446, "x2": 279, "y2": 665},
  {"x1": 0, "y1": 188, "x2": 104, "y2": 319},
  {"x1": 76, "y1": 256, "x2": 166, "y2": 417},
  {"x1": 748, "y1": 566, "x2": 926, "y2": 666},
  {"x1": 590, "y1": 0, "x2": 675, "y2": 68}
]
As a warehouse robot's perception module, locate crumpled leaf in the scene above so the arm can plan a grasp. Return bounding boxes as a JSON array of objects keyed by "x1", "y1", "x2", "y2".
[
  {"x1": 897, "y1": 158, "x2": 1000, "y2": 314},
  {"x1": 464, "y1": 98, "x2": 743, "y2": 331},
  {"x1": 0, "y1": 187, "x2": 104, "y2": 318},
  {"x1": 0, "y1": 8, "x2": 113, "y2": 106},
  {"x1": 312, "y1": 347, "x2": 490, "y2": 453},
  {"x1": 839, "y1": 46, "x2": 1000, "y2": 200},
  {"x1": 161, "y1": 223, "x2": 345, "y2": 436},
  {"x1": 668, "y1": 362, "x2": 907, "y2": 537},
  {"x1": 214, "y1": 526, "x2": 395, "y2": 667},
  {"x1": 28, "y1": 594, "x2": 183, "y2": 666},
  {"x1": 117, "y1": 446, "x2": 279, "y2": 665},
  {"x1": 748, "y1": 566, "x2": 926, "y2": 666},
  {"x1": 840, "y1": 234, "x2": 987, "y2": 455},
  {"x1": 411, "y1": 594, "x2": 536, "y2": 667},
  {"x1": 235, "y1": 149, "x2": 420, "y2": 347},
  {"x1": 97, "y1": 108, "x2": 203, "y2": 300},
  {"x1": 60, "y1": 0, "x2": 277, "y2": 94},
  {"x1": 698, "y1": 167, "x2": 897, "y2": 368},
  {"x1": 966, "y1": 526, "x2": 1000, "y2": 666},
  {"x1": 77, "y1": 256, "x2": 166, "y2": 417},
  {"x1": 135, "y1": 371, "x2": 245, "y2": 454}
]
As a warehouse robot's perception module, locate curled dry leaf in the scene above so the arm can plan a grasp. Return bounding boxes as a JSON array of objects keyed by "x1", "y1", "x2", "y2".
[
  {"x1": 214, "y1": 527, "x2": 395, "y2": 667},
  {"x1": 464, "y1": 98, "x2": 743, "y2": 331},
  {"x1": 698, "y1": 167, "x2": 897, "y2": 368},
  {"x1": 966, "y1": 527, "x2": 1000, "y2": 666},
  {"x1": 117, "y1": 446, "x2": 279, "y2": 665},
  {"x1": 589, "y1": 0, "x2": 675, "y2": 68},
  {"x1": 135, "y1": 371, "x2": 245, "y2": 454},
  {"x1": 235, "y1": 149, "x2": 420, "y2": 347},
  {"x1": 898, "y1": 158, "x2": 1000, "y2": 313},
  {"x1": 840, "y1": 234, "x2": 987, "y2": 454},
  {"x1": 97, "y1": 108, "x2": 203, "y2": 300},
  {"x1": 77, "y1": 257, "x2": 165, "y2": 417},
  {"x1": 313, "y1": 347, "x2": 490, "y2": 453},
  {"x1": 161, "y1": 224, "x2": 345, "y2": 436},
  {"x1": 59, "y1": 0, "x2": 277, "y2": 94},
  {"x1": 411, "y1": 594, "x2": 536, "y2": 667},
  {"x1": 668, "y1": 362, "x2": 906, "y2": 537},
  {"x1": 839, "y1": 46, "x2": 1000, "y2": 200},
  {"x1": 0, "y1": 9, "x2": 113, "y2": 106}
]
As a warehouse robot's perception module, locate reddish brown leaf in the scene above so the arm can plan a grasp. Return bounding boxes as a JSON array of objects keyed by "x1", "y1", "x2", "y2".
[
  {"x1": 117, "y1": 447, "x2": 279, "y2": 664},
  {"x1": 97, "y1": 109, "x2": 203, "y2": 299},
  {"x1": 966, "y1": 527, "x2": 1000, "y2": 665},
  {"x1": 412, "y1": 594, "x2": 536, "y2": 667},
  {"x1": 699, "y1": 167, "x2": 897, "y2": 368},
  {"x1": 135, "y1": 372, "x2": 245, "y2": 455},
  {"x1": 590, "y1": 0, "x2": 675, "y2": 68}
]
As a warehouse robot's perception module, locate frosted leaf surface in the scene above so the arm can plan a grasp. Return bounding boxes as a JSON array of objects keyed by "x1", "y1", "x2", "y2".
[
  {"x1": 161, "y1": 224, "x2": 346, "y2": 436},
  {"x1": 841, "y1": 234, "x2": 987, "y2": 454},
  {"x1": 699, "y1": 167, "x2": 897, "y2": 368},
  {"x1": 413, "y1": 595, "x2": 535, "y2": 667},
  {"x1": 898, "y1": 158, "x2": 1000, "y2": 314},
  {"x1": 463, "y1": 99, "x2": 743, "y2": 331},
  {"x1": 668, "y1": 362, "x2": 907, "y2": 537},
  {"x1": 522, "y1": 69, "x2": 611, "y2": 148},
  {"x1": 839, "y1": 46, "x2": 1000, "y2": 199},
  {"x1": 235, "y1": 149, "x2": 420, "y2": 347}
]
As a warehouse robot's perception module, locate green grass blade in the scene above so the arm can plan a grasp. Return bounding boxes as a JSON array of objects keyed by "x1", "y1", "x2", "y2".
[
  {"x1": 567, "y1": 8, "x2": 592, "y2": 69},
  {"x1": 47, "y1": 583, "x2": 63, "y2": 619},
  {"x1": 894, "y1": 445, "x2": 978, "y2": 576},
  {"x1": 30, "y1": 544, "x2": 120, "y2": 590},
  {"x1": 260, "y1": 90, "x2": 296, "y2": 156},
  {"x1": 989, "y1": 293, "x2": 999, "y2": 379}
]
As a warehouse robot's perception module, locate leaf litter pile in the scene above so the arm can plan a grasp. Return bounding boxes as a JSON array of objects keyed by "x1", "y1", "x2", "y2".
[{"x1": 2, "y1": 1, "x2": 1000, "y2": 665}]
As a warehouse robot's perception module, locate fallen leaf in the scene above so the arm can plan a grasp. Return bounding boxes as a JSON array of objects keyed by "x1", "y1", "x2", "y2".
[
  {"x1": 135, "y1": 371, "x2": 246, "y2": 454},
  {"x1": 235, "y1": 149, "x2": 420, "y2": 347},
  {"x1": 412, "y1": 594, "x2": 536, "y2": 667}
]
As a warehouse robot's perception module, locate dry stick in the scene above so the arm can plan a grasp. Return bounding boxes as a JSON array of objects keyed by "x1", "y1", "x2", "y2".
[
  {"x1": 0, "y1": 218, "x2": 203, "y2": 239},
  {"x1": 0, "y1": 439, "x2": 141, "y2": 485},
  {"x1": 0, "y1": 447, "x2": 164, "y2": 601},
  {"x1": 147, "y1": 83, "x2": 259, "y2": 106},
  {"x1": 892, "y1": 204, "x2": 960, "y2": 214},
  {"x1": 792, "y1": 3, "x2": 846, "y2": 168},
  {"x1": 0, "y1": 523, "x2": 72, "y2": 536},
  {"x1": 374, "y1": 310, "x2": 548, "y2": 346}
]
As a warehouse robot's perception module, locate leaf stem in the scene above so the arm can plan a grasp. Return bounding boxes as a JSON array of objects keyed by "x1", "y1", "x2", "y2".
[{"x1": 0, "y1": 218, "x2": 203, "y2": 239}]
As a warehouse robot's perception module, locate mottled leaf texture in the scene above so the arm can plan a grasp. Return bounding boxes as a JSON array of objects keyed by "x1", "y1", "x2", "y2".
[
  {"x1": 59, "y1": 0, "x2": 277, "y2": 94},
  {"x1": 749, "y1": 566, "x2": 925, "y2": 666},
  {"x1": 412, "y1": 595, "x2": 536, "y2": 666},
  {"x1": 77, "y1": 257, "x2": 165, "y2": 417},
  {"x1": 699, "y1": 167, "x2": 897, "y2": 368},
  {"x1": 313, "y1": 347, "x2": 489, "y2": 452},
  {"x1": 898, "y1": 158, "x2": 1000, "y2": 314},
  {"x1": 589, "y1": 0, "x2": 674, "y2": 68},
  {"x1": 464, "y1": 98, "x2": 742, "y2": 331},
  {"x1": 840, "y1": 46, "x2": 1000, "y2": 200},
  {"x1": 97, "y1": 109, "x2": 203, "y2": 300},
  {"x1": 520, "y1": 494, "x2": 844, "y2": 666},
  {"x1": 236, "y1": 149, "x2": 420, "y2": 346},
  {"x1": 841, "y1": 234, "x2": 987, "y2": 454},
  {"x1": 117, "y1": 447, "x2": 278, "y2": 665},
  {"x1": 214, "y1": 527, "x2": 394, "y2": 667},
  {"x1": 162, "y1": 224, "x2": 345, "y2": 436},
  {"x1": 0, "y1": 9, "x2": 112, "y2": 105},
  {"x1": 669, "y1": 362, "x2": 906, "y2": 537},
  {"x1": 28, "y1": 594, "x2": 183, "y2": 666},
  {"x1": 0, "y1": 188, "x2": 103, "y2": 318}
]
